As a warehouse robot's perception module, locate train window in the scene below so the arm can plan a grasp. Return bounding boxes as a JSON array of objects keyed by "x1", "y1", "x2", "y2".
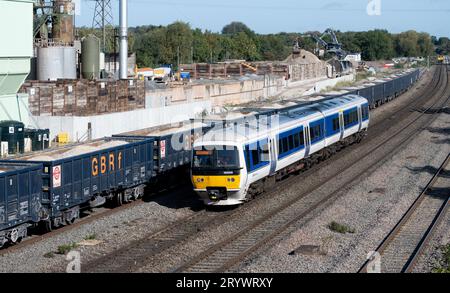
[
  {"x1": 244, "y1": 139, "x2": 270, "y2": 171},
  {"x1": 344, "y1": 109, "x2": 359, "y2": 129},
  {"x1": 299, "y1": 131, "x2": 305, "y2": 146},
  {"x1": 251, "y1": 149, "x2": 260, "y2": 166},
  {"x1": 362, "y1": 104, "x2": 369, "y2": 121},
  {"x1": 260, "y1": 141, "x2": 270, "y2": 162},
  {"x1": 310, "y1": 125, "x2": 323, "y2": 143},
  {"x1": 293, "y1": 133, "x2": 300, "y2": 148},
  {"x1": 278, "y1": 127, "x2": 306, "y2": 159},
  {"x1": 193, "y1": 147, "x2": 239, "y2": 169},
  {"x1": 288, "y1": 135, "x2": 294, "y2": 150},
  {"x1": 282, "y1": 137, "x2": 289, "y2": 154},
  {"x1": 333, "y1": 118, "x2": 340, "y2": 132}
]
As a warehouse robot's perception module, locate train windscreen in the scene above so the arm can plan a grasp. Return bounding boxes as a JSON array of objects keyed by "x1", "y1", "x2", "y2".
[{"x1": 193, "y1": 147, "x2": 239, "y2": 169}]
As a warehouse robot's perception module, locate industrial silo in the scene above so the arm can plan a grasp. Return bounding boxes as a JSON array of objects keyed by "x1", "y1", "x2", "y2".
[
  {"x1": 82, "y1": 35, "x2": 100, "y2": 79},
  {"x1": 63, "y1": 46, "x2": 77, "y2": 79},
  {"x1": 37, "y1": 47, "x2": 65, "y2": 81}
]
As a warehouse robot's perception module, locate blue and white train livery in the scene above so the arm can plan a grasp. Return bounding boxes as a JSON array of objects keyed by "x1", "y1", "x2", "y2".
[{"x1": 191, "y1": 95, "x2": 370, "y2": 206}]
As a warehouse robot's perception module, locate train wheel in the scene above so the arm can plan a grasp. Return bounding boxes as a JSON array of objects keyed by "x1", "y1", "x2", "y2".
[
  {"x1": 116, "y1": 192, "x2": 123, "y2": 207},
  {"x1": 10, "y1": 229, "x2": 19, "y2": 243},
  {"x1": 66, "y1": 218, "x2": 76, "y2": 225},
  {"x1": 40, "y1": 220, "x2": 53, "y2": 233}
]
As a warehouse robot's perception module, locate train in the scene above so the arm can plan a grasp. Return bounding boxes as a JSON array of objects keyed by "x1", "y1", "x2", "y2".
[
  {"x1": 0, "y1": 69, "x2": 421, "y2": 248},
  {"x1": 191, "y1": 95, "x2": 370, "y2": 206},
  {"x1": 189, "y1": 69, "x2": 422, "y2": 206}
]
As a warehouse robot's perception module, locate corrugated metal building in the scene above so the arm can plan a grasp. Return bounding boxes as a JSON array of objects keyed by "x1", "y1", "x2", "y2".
[{"x1": 0, "y1": 0, "x2": 34, "y2": 125}]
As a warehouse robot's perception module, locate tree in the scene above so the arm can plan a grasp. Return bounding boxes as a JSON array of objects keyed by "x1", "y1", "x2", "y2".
[
  {"x1": 121, "y1": 21, "x2": 441, "y2": 66},
  {"x1": 231, "y1": 32, "x2": 260, "y2": 61},
  {"x1": 222, "y1": 22, "x2": 253, "y2": 36},
  {"x1": 165, "y1": 21, "x2": 193, "y2": 68},
  {"x1": 395, "y1": 31, "x2": 419, "y2": 57},
  {"x1": 358, "y1": 30, "x2": 394, "y2": 60}
]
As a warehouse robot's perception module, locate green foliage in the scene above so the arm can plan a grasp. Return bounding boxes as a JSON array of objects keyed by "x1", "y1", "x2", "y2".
[
  {"x1": 433, "y1": 244, "x2": 450, "y2": 273},
  {"x1": 79, "y1": 22, "x2": 437, "y2": 68},
  {"x1": 222, "y1": 22, "x2": 253, "y2": 36},
  {"x1": 435, "y1": 37, "x2": 450, "y2": 55},
  {"x1": 56, "y1": 243, "x2": 79, "y2": 255},
  {"x1": 328, "y1": 221, "x2": 355, "y2": 234},
  {"x1": 44, "y1": 252, "x2": 55, "y2": 258},
  {"x1": 84, "y1": 234, "x2": 97, "y2": 240}
]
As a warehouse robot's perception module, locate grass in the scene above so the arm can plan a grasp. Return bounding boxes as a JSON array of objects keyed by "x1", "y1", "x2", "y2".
[
  {"x1": 56, "y1": 243, "x2": 79, "y2": 255},
  {"x1": 328, "y1": 221, "x2": 356, "y2": 234},
  {"x1": 84, "y1": 234, "x2": 97, "y2": 240},
  {"x1": 320, "y1": 80, "x2": 356, "y2": 93},
  {"x1": 43, "y1": 252, "x2": 54, "y2": 258},
  {"x1": 432, "y1": 244, "x2": 450, "y2": 273},
  {"x1": 356, "y1": 72, "x2": 372, "y2": 82}
]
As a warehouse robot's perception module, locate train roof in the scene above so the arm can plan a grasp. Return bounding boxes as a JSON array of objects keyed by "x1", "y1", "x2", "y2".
[
  {"x1": 196, "y1": 94, "x2": 367, "y2": 145},
  {"x1": 117, "y1": 121, "x2": 207, "y2": 138},
  {"x1": 0, "y1": 162, "x2": 42, "y2": 174},
  {"x1": 15, "y1": 137, "x2": 144, "y2": 162}
]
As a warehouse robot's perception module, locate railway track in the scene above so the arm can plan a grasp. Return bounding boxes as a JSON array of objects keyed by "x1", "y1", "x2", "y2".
[
  {"x1": 0, "y1": 69, "x2": 434, "y2": 258},
  {"x1": 172, "y1": 67, "x2": 450, "y2": 273},
  {"x1": 82, "y1": 67, "x2": 450, "y2": 273},
  {"x1": 359, "y1": 154, "x2": 450, "y2": 273},
  {"x1": 0, "y1": 180, "x2": 196, "y2": 256}
]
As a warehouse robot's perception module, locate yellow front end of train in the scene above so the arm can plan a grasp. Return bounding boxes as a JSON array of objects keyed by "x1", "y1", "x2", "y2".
[{"x1": 191, "y1": 146, "x2": 247, "y2": 205}]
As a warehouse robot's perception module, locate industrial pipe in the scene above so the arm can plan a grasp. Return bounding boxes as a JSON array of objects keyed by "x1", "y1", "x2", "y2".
[{"x1": 119, "y1": 0, "x2": 128, "y2": 80}]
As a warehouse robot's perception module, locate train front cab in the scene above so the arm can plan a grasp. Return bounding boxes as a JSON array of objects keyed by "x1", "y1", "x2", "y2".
[{"x1": 191, "y1": 144, "x2": 246, "y2": 206}]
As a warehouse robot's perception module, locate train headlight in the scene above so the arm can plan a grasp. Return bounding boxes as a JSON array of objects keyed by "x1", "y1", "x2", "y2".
[
  {"x1": 196, "y1": 178, "x2": 205, "y2": 183},
  {"x1": 227, "y1": 178, "x2": 236, "y2": 182}
]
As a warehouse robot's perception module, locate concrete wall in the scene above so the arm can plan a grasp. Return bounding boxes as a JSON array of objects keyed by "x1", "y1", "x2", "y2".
[
  {"x1": 32, "y1": 100, "x2": 211, "y2": 141},
  {"x1": 146, "y1": 75, "x2": 286, "y2": 109},
  {"x1": 28, "y1": 74, "x2": 356, "y2": 141},
  {"x1": 31, "y1": 75, "x2": 286, "y2": 141}
]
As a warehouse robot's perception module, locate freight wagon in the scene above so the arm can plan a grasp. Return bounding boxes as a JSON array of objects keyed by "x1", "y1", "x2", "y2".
[
  {"x1": 5, "y1": 137, "x2": 154, "y2": 231},
  {"x1": 0, "y1": 162, "x2": 43, "y2": 247},
  {"x1": 341, "y1": 69, "x2": 420, "y2": 109},
  {"x1": 114, "y1": 121, "x2": 209, "y2": 185}
]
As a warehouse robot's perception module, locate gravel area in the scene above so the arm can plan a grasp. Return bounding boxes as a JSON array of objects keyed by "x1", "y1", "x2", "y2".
[
  {"x1": 0, "y1": 68, "x2": 435, "y2": 273},
  {"x1": 131, "y1": 69, "x2": 440, "y2": 273},
  {"x1": 232, "y1": 103, "x2": 450, "y2": 273},
  {"x1": 412, "y1": 182, "x2": 450, "y2": 272},
  {"x1": 0, "y1": 186, "x2": 200, "y2": 273}
]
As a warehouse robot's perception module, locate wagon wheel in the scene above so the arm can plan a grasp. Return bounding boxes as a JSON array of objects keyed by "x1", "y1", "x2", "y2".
[
  {"x1": 10, "y1": 229, "x2": 19, "y2": 243},
  {"x1": 66, "y1": 217, "x2": 76, "y2": 225},
  {"x1": 116, "y1": 192, "x2": 124, "y2": 207},
  {"x1": 40, "y1": 220, "x2": 53, "y2": 233}
]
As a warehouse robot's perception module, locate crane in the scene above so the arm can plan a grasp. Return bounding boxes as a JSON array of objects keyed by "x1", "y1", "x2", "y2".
[{"x1": 309, "y1": 28, "x2": 347, "y2": 60}]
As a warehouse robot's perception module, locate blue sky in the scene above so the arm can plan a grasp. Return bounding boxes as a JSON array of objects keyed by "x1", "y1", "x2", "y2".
[{"x1": 76, "y1": 0, "x2": 450, "y2": 37}]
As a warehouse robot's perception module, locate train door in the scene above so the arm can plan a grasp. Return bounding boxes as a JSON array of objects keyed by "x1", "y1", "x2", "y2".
[
  {"x1": 358, "y1": 106, "x2": 363, "y2": 132},
  {"x1": 339, "y1": 112, "x2": 345, "y2": 140},
  {"x1": 305, "y1": 126, "x2": 311, "y2": 157},
  {"x1": 268, "y1": 138, "x2": 277, "y2": 176}
]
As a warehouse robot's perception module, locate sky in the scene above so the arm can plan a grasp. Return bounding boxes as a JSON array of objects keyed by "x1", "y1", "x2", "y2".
[{"x1": 75, "y1": 0, "x2": 450, "y2": 37}]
